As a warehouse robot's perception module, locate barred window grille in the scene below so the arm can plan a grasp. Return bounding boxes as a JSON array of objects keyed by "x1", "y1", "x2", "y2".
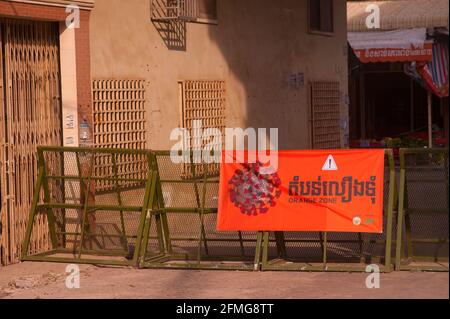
[
  {"x1": 92, "y1": 79, "x2": 147, "y2": 191},
  {"x1": 310, "y1": 81, "x2": 341, "y2": 149},
  {"x1": 151, "y1": 0, "x2": 217, "y2": 22},
  {"x1": 151, "y1": 0, "x2": 198, "y2": 21},
  {"x1": 180, "y1": 80, "x2": 226, "y2": 177}
]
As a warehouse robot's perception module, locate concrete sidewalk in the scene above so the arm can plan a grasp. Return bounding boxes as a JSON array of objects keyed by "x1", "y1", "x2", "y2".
[{"x1": 0, "y1": 262, "x2": 448, "y2": 299}]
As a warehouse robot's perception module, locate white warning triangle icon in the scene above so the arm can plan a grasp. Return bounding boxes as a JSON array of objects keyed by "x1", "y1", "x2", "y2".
[{"x1": 322, "y1": 155, "x2": 338, "y2": 171}]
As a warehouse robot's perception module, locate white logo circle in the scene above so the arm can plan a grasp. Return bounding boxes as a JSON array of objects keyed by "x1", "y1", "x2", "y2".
[{"x1": 353, "y1": 216, "x2": 362, "y2": 226}]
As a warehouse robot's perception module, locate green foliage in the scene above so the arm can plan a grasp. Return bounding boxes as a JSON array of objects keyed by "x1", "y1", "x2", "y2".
[{"x1": 385, "y1": 137, "x2": 428, "y2": 149}]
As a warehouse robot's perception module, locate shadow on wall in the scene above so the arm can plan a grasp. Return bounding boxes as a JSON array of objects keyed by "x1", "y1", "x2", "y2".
[
  {"x1": 151, "y1": 0, "x2": 187, "y2": 51},
  {"x1": 204, "y1": 0, "x2": 312, "y2": 150}
]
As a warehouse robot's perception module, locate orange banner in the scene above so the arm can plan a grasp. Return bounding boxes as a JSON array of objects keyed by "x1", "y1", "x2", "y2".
[
  {"x1": 353, "y1": 43, "x2": 433, "y2": 63},
  {"x1": 217, "y1": 150, "x2": 385, "y2": 233}
]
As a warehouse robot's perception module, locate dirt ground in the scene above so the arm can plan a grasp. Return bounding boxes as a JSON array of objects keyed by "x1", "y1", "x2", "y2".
[{"x1": 0, "y1": 262, "x2": 447, "y2": 299}]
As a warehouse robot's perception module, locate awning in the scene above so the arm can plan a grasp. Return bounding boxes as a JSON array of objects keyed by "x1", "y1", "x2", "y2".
[
  {"x1": 348, "y1": 28, "x2": 433, "y2": 63},
  {"x1": 417, "y1": 41, "x2": 449, "y2": 97}
]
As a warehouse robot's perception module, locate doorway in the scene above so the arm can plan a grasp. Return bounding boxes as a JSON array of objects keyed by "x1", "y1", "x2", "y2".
[{"x1": 0, "y1": 18, "x2": 63, "y2": 265}]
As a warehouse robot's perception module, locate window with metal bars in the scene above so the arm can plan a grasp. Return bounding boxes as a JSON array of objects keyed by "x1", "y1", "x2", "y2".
[
  {"x1": 151, "y1": 0, "x2": 217, "y2": 23},
  {"x1": 179, "y1": 80, "x2": 226, "y2": 177},
  {"x1": 92, "y1": 79, "x2": 147, "y2": 191},
  {"x1": 310, "y1": 81, "x2": 341, "y2": 149}
]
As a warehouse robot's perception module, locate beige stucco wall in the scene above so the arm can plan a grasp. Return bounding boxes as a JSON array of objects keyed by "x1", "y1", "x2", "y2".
[{"x1": 89, "y1": 0, "x2": 349, "y2": 150}]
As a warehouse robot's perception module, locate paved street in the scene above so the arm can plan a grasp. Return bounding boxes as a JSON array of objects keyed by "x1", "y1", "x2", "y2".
[{"x1": 0, "y1": 262, "x2": 447, "y2": 299}]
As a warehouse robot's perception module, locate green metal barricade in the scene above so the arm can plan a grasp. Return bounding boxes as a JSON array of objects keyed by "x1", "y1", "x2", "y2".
[
  {"x1": 395, "y1": 148, "x2": 449, "y2": 272},
  {"x1": 21, "y1": 147, "x2": 260, "y2": 269},
  {"x1": 22, "y1": 146, "x2": 155, "y2": 266},
  {"x1": 256, "y1": 150, "x2": 397, "y2": 272},
  {"x1": 138, "y1": 151, "x2": 259, "y2": 270},
  {"x1": 24, "y1": 147, "x2": 448, "y2": 272}
]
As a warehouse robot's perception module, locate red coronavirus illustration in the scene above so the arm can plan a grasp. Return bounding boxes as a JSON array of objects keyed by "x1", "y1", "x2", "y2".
[{"x1": 228, "y1": 162, "x2": 282, "y2": 216}]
